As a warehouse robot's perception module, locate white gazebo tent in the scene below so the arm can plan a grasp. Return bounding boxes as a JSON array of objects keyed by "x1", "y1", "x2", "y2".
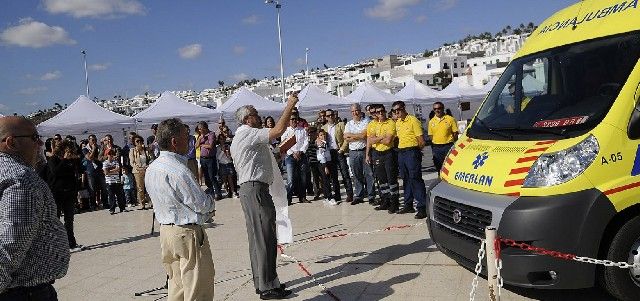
[
  {"x1": 441, "y1": 77, "x2": 486, "y2": 99},
  {"x1": 132, "y1": 91, "x2": 221, "y2": 127},
  {"x1": 219, "y1": 87, "x2": 284, "y2": 118},
  {"x1": 345, "y1": 82, "x2": 399, "y2": 105},
  {"x1": 37, "y1": 95, "x2": 134, "y2": 137},
  {"x1": 297, "y1": 84, "x2": 352, "y2": 117}
]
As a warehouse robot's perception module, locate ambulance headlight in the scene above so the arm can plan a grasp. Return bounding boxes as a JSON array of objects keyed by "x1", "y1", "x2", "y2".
[{"x1": 523, "y1": 135, "x2": 599, "y2": 188}]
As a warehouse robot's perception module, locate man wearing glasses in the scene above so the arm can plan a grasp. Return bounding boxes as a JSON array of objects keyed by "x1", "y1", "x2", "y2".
[
  {"x1": 428, "y1": 102, "x2": 459, "y2": 174},
  {"x1": 0, "y1": 116, "x2": 70, "y2": 300},
  {"x1": 392, "y1": 101, "x2": 428, "y2": 219},
  {"x1": 366, "y1": 104, "x2": 400, "y2": 213}
]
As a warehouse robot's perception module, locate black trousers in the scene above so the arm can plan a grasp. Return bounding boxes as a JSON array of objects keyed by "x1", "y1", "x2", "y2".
[
  {"x1": 0, "y1": 283, "x2": 57, "y2": 301},
  {"x1": 372, "y1": 149, "x2": 399, "y2": 208},
  {"x1": 53, "y1": 189, "x2": 77, "y2": 248}
]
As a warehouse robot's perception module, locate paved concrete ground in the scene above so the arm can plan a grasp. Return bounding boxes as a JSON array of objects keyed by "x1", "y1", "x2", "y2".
[{"x1": 54, "y1": 171, "x2": 615, "y2": 300}]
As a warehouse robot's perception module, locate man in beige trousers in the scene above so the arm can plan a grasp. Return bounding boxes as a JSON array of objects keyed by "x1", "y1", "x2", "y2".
[{"x1": 146, "y1": 118, "x2": 216, "y2": 300}]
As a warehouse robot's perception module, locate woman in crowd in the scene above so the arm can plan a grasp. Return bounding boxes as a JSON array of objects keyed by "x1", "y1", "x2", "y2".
[
  {"x1": 83, "y1": 134, "x2": 104, "y2": 209},
  {"x1": 48, "y1": 139, "x2": 83, "y2": 251},
  {"x1": 129, "y1": 135, "x2": 151, "y2": 209}
]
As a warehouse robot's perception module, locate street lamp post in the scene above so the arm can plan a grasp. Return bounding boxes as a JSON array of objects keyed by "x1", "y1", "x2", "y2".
[
  {"x1": 266, "y1": 0, "x2": 286, "y2": 102},
  {"x1": 81, "y1": 50, "x2": 90, "y2": 98},
  {"x1": 305, "y1": 47, "x2": 310, "y2": 76}
]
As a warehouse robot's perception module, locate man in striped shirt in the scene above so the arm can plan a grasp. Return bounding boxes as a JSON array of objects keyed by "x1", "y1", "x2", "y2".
[{"x1": 145, "y1": 118, "x2": 216, "y2": 301}]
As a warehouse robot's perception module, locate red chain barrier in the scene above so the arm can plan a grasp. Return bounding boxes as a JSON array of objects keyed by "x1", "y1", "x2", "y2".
[
  {"x1": 499, "y1": 238, "x2": 576, "y2": 261},
  {"x1": 494, "y1": 238, "x2": 501, "y2": 260}
]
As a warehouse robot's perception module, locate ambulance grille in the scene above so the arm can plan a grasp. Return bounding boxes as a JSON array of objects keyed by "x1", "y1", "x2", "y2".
[{"x1": 433, "y1": 197, "x2": 492, "y2": 239}]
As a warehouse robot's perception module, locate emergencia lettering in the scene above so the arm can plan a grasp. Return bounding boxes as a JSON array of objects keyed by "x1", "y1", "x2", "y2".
[
  {"x1": 538, "y1": 0, "x2": 638, "y2": 35},
  {"x1": 454, "y1": 172, "x2": 494, "y2": 187}
]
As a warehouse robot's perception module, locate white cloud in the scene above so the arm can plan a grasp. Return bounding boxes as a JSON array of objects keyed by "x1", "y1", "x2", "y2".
[
  {"x1": 88, "y1": 62, "x2": 111, "y2": 71},
  {"x1": 0, "y1": 18, "x2": 76, "y2": 48},
  {"x1": 178, "y1": 43, "x2": 202, "y2": 59},
  {"x1": 233, "y1": 45, "x2": 246, "y2": 55},
  {"x1": 242, "y1": 14, "x2": 259, "y2": 25},
  {"x1": 365, "y1": 0, "x2": 421, "y2": 21},
  {"x1": 43, "y1": 0, "x2": 146, "y2": 18},
  {"x1": 40, "y1": 70, "x2": 62, "y2": 80},
  {"x1": 17, "y1": 86, "x2": 48, "y2": 95},
  {"x1": 435, "y1": 0, "x2": 459, "y2": 11},
  {"x1": 231, "y1": 73, "x2": 249, "y2": 81},
  {"x1": 415, "y1": 15, "x2": 427, "y2": 23},
  {"x1": 82, "y1": 24, "x2": 95, "y2": 31}
]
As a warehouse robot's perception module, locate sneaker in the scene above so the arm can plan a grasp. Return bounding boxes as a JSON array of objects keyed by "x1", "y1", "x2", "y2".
[
  {"x1": 415, "y1": 209, "x2": 428, "y2": 219},
  {"x1": 397, "y1": 207, "x2": 416, "y2": 214},
  {"x1": 70, "y1": 245, "x2": 86, "y2": 252}
]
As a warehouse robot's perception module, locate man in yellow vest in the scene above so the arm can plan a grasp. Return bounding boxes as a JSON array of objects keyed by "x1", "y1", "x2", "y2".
[
  {"x1": 427, "y1": 102, "x2": 458, "y2": 173},
  {"x1": 392, "y1": 101, "x2": 428, "y2": 219},
  {"x1": 366, "y1": 104, "x2": 400, "y2": 213}
]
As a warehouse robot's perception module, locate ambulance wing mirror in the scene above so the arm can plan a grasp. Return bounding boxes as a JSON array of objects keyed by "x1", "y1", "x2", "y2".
[{"x1": 628, "y1": 81, "x2": 640, "y2": 139}]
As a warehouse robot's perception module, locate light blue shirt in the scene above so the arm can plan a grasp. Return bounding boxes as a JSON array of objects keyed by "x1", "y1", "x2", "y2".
[{"x1": 145, "y1": 151, "x2": 215, "y2": 225}]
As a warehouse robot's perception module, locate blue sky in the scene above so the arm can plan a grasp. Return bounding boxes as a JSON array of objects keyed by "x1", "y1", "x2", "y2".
[{"x1": 0, "y1": 0, "x2": 576, "y2": 115}]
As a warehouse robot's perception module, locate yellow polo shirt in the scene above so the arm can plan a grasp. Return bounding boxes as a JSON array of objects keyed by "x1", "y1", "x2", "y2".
[
  {"x1": 194, "y1": 133, "x2": 201, "y2": 158},
  {"x1": 396, "y1": 114, "x2": 423, "y2": 149},
  {"x1": 368, "y1": 119, "x2": 396, "y2": 152},
  {"x1": 428, "y1": 115, "x2": 458, "y2": 145}
]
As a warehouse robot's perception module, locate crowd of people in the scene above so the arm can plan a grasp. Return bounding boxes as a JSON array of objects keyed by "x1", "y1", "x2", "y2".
[
  {"x1": 0, "y1": 95, "x2": 459, "y2": 300},
  {"x1": 27, "y1": 99, "x2": 458, "y2": 254}
]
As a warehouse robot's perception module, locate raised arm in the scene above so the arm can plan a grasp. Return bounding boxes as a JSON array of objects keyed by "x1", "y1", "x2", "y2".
[{"x1": 269, "y1": 93, "x2": 299, "y2": 141}]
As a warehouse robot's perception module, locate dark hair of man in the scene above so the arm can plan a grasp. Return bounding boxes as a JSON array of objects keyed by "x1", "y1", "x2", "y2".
[
  {"x1": 157, "y1": 118, "x2": 185, "y2": 151},
  {"x1": 391, "y1": 100, "x2": 406, "y2": 109}
]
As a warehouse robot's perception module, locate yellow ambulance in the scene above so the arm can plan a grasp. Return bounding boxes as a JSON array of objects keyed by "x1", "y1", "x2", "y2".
[{"x1": 427, "y1": 0, "x2": 640, "y2": 299}]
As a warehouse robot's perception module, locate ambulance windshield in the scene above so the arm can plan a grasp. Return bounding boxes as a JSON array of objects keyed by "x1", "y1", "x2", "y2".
[{"x1": 469, "y1": 31, "x2": 640, "y2": 141}]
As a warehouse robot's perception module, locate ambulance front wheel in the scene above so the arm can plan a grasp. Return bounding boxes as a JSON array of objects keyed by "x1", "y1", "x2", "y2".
[{"x1": 603, "y1": 215, "x2": 640, "y2": 301}]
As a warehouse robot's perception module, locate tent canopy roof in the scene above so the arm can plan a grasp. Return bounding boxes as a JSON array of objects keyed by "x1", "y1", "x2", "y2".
[
  {"x1": 441, "y1": 77, "x2": 485, "y2": 97},
  {"x1": 297, "y1": 84, "x2": 351, "y2": 111},
  {"x1": 37, "y1": 95, "x2": 134, "y2": 135},
  {"x1": 345, "y1": 82, "x2": 398, "y2": 104},
  {"x1": 219, "y1": 87, "x2": 284, "y2": 114},
  {"x1": 395, "y1": 79, "x2": 458, "y2": 100},
  {"x1": 133, "y1": 91, "x2": 220, "y2": 124}
]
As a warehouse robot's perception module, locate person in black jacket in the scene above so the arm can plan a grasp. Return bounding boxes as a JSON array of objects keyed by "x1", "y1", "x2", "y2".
[{"x1": 48, "y1": 139, "x2": 84, "y2": 252}]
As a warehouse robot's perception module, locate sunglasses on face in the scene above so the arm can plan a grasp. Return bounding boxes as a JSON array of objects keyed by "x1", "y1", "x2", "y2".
[{"x1": 2, "y1": 133, "x2": 41, "y2": 142}]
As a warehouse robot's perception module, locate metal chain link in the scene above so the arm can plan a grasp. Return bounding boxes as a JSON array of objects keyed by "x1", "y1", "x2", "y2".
[
  {"x1": 574, "y1": 256, "x2": 640, "y2": 269},
  {"x1": 469, "y1": 239, "x2": 486, "y2": 301},
  {"x1": 495, "y1": 258, "x2": 504, "y2": 296}
]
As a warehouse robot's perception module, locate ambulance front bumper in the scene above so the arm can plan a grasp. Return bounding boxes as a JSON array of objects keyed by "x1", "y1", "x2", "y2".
[{"x1": 428, "y1": 181, "x2": 616, "y2": 289}]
